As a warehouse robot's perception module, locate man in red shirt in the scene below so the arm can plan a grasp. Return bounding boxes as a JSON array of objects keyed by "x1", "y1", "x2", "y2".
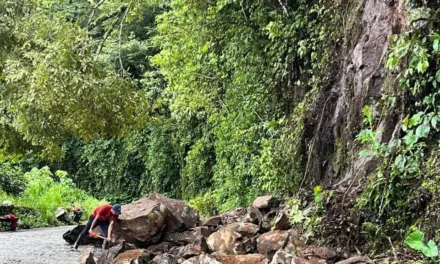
[{"x1": 73, "y1": 204, "x2": 121, "y2": 249}]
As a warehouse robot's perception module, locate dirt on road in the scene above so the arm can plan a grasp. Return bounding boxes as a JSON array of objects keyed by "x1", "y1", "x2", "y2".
[{"x1": 0, "y1": 226, "x2": 101, "y2": 264}]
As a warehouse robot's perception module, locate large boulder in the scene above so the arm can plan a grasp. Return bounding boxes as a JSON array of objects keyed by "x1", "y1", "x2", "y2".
[
  {"x1": 257, "y1": 230, "x2": 289, "y2": 257},
  {"x1": 207, "y1": 223, "x2": 259, "y2": 254},
  {"x1": 63, "y1": 225, "x2": 97, "y2": 246},
  {"x1": 113, "y1": 194, "x2": 199, "y2": 246},
  {"x1": 112, "y1": 249, "x2": 155, "y2": 264},
  {"x1": 149, "y1": 193, "x2": 199, "y2": 232},
  {"x1": 113, "y1": 200, "x2": 166, "y2": 246},
  {"x1": 76, "y1": 251, "x2": 96, "y2": 264},
  {"x1": 252, "y1": 196, "x2": 280, "y2": 210}
]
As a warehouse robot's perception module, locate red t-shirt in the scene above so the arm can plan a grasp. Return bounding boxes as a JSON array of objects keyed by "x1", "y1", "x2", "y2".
[{"x1": 92, "y1": 204, "x2": 118, "y2": 221}]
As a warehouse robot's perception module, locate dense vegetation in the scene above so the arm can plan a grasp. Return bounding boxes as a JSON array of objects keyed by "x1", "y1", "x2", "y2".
[
  {"x1": 2, "y1": 0, "x2": 440, "y2": 259},
  {"x1": 1, "y1": 0, "x2": 342, "y2": 207},
  {"x1": 0, "y1": 167, "x2": 101, "y2": 227}
]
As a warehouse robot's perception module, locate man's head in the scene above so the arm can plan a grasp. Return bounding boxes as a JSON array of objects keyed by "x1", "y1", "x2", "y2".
[{"x1": 111, "y1": 204, "x2": 121, "y2": 215}]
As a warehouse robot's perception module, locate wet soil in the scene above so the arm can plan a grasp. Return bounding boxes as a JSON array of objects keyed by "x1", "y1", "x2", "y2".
[{"x1": 0, "y1": 226, "x2": 102, "y2": 264}]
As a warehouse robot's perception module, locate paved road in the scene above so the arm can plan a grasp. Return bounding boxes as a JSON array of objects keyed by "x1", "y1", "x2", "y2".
[{"x1": 0, "y1": 226, "x2": 101, "y2": 264}]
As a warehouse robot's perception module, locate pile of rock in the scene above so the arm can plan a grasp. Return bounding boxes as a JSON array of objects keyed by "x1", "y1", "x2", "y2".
[{"x1": 67, "y1": 194, "x2": 371, "y2": 264}]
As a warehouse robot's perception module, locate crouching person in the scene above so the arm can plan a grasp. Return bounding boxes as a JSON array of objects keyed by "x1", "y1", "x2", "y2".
[{"x1": 73, "y1": 204, "x2": 121, "y2": 249}]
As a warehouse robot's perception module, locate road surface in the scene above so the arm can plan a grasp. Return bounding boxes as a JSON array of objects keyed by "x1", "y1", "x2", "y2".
[{"x1": 0, "y1": 226, "x2": 101, "y2": 264}]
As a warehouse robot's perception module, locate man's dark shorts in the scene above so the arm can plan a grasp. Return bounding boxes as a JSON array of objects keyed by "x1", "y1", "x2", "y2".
[{"x1": 80, "y1": 215, "x2": 110, "y2": 237}]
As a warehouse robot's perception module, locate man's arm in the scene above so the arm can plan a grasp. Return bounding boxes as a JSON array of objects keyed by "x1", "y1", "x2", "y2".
[
  {"x1": 89, "y1": 214, "x2": 100, "y2": 235},
  {"x1": 107, "y1": 220, "x2": 114, "y2": 241}
]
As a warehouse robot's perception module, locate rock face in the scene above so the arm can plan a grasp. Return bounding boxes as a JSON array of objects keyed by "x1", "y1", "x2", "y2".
[{"x1": 74, "y1": 194, "x2": 371, "y2": 264}]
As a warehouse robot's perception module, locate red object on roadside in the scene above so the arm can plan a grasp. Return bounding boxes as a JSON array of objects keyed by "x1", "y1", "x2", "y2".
[{"x1": 4, "y1": 214, "x2": 18, "y2": 230}]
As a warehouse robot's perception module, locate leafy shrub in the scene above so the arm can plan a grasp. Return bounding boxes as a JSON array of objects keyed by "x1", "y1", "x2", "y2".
[{"x1": 188, "y1": 192, "x2": 218, "y2": 218}]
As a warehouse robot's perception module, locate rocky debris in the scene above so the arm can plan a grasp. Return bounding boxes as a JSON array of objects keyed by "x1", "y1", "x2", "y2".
[
  {"x1": 212, "y1": 253, "x2": 267, "y2": 264},
  {"x1": 257, "y1": 230, "x2": 289, "y2": 257},
  {"x1": 169, "y1": 244, "x2": 201, "y2": 258},
  {"x1": 252, "y1": 196, "x2": 280, "y2": 210},
  {"x1": 273, "y1": 212, "x2": 290, "y2": 230},
  {"x1": 207, "y1": 223, "x2": 259, "y2": 254},
  {"x1": 304, "y1": 247, "x2": 337, "y2": 260},
  {"x1": 112, "y1": 249, "x2": 155, "y2": 264},
  {"x1": 244, "y1": 206, "x2": 264, "y2": 225},
  {"x1": 97, "y1": 241, "x2": 126, "y2": 264},
  {"x1": 335, "y1": 256, "x2": 373, "y2": 264},
  {"x1": 151, "y1": 253, "x2": 180, "y2": 264},
  {"x1": 193, "y1": 236, "x2": 209, "y2": 253},
  {"x1": 270, "y1": 250, "x2": 293, "y2": 264},
  {"x1": 182, "y1": 254, "x2": 222, "y2": 264},
  {"x1": 162, "y1": 231, "x2": 195, "y2": 245},
  {"x1": 147, "y1": 242, "x2": 173, "y2": 253},
  {"x1": 76, "y1": 251, "x2": 96, "y2": 264},
  {"x1": 192, "y1": 226, "x2": 213, "y2": 238},
  {"x1": 292, "y1": 257, "x2": 313, "y2": 264},
  {"x1": 221, "y1": 208, "x2": 247, "y2": 225},
  {"x1": 72, "y1": 195, "x2": 372, "y2": 264},
  {"x1": 201, "y1": 216, "x2": 222, "y2": 227}
]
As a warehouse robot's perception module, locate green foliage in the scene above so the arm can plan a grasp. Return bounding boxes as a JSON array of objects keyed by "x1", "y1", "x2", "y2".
[
  {"x1": 188, "y1": 192, "x2": 217, "y2": 218},
  {"x1": 153, "y1": 0, "x2": 342, "y2": 210},
  {"x1": 0, "y1": 167, "x2": 102, "y2": 228},
  {"x1": 2, "y1": 0, "x2": 345, "y2": 216},
  {"x1": 0, "y1": 0, "x2": 154, "y2": 157},
  {"x1": 405, "y1": 231, "x2": 439, "y2": 258},
  {"x1": 0, "y1": 163, "x2": 25, "y2": 195}
]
